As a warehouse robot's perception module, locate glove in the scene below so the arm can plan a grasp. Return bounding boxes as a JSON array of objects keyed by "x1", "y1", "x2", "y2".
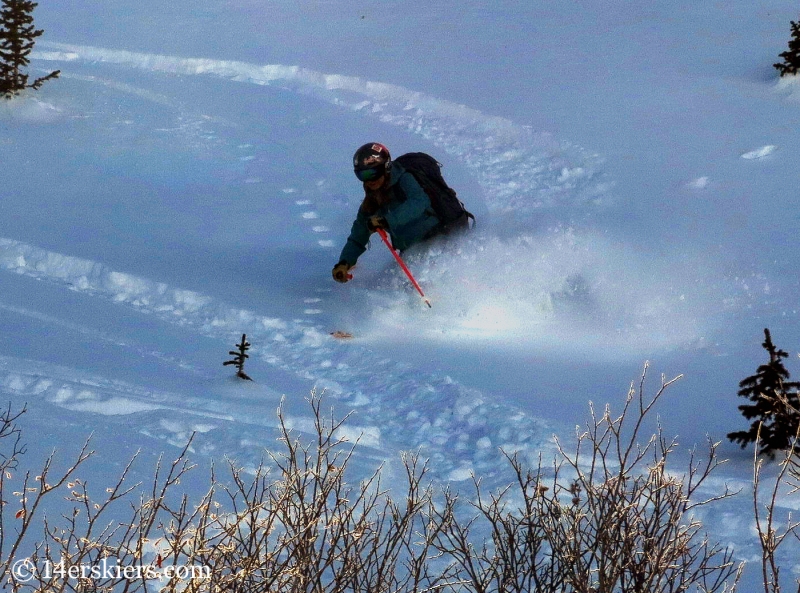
[
  {"x1": 332, "y1": 261, "x2": 353, "y2": 283},
  {"x1": 367, "y1": 215, "x2": 388, "y2": 232}
]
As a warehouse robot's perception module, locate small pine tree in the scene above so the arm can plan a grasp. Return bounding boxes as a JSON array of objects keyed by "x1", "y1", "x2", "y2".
[
  {"x1": 774, "y1": 16, "x2": 800, "y2": 77},
  {"x1": 728, "y1": 328, "x2": 800, "y2": 457},
  {"x1": 0, "y1": 0, "x2": 59, "y2": 99},
  {"x1": 223, "y1": 334, "x2": 253, "y2": 381}
]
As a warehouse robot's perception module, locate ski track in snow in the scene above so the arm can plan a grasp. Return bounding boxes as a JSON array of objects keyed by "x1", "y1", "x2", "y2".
[
  {"x1": 18, "y1": 43, "x2": 727, "y2": 477},
  {"x1": 0, "y1": 237, "x2": 553, "y2": 485},
  {"x1": 34, "y1": 43, "x2": 611, "y2": 216},
  {"x1": 0, "y1": 301, "x2": 208, "y2": 376},
  {"x1": 25, "y1": 45, "x2": 681, "y2": 338},
  {"x1": 0, "y1": 350, "x2": 386, "y2": 468},
  {"x1": 29, "y1": 43, "x2": 735, "y2": 352}
]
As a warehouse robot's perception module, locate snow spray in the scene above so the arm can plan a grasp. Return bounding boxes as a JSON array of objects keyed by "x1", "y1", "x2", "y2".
[{"x1": 377, "y1": 228, "x2": 432, "y2": 308}]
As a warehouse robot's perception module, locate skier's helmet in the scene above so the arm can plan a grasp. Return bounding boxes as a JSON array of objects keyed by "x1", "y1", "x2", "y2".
[{"x1": 353, "y1": 143, "x2": 391, "y2": 182}]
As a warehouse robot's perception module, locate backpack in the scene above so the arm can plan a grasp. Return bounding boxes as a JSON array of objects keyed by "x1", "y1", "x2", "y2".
[{"x1": 394, "y1": 152, "x2": 475, "y2": 229}]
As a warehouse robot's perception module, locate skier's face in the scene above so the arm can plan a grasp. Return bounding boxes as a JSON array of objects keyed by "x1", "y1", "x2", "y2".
[{"x1": 363, "y1": 175, "x2": 386, "y2": 191}]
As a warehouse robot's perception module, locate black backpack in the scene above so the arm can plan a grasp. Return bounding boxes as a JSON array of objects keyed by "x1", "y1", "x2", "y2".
[{"x1": 394, "y1": 152, "x2": 475, "y2": 229}]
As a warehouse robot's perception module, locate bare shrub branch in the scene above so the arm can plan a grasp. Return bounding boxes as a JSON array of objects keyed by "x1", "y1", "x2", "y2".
[
  {"x1": 430, "y1": 362, "x2": 742, "y2": 593},
  {"x1": 753, "y1": 416, "x2": 800, "y2": 593},
  {"x1": 0, "y1": 371, "x2": 748, "y2": 593}
]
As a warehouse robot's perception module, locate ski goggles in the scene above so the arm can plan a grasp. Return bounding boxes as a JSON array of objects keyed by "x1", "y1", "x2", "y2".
[{"x1": 354, "y1": 165, "x2": 385, "y2": 182}]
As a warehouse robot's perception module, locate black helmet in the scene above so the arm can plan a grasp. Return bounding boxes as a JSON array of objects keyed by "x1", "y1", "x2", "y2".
[{"x1": 353, "y1": 143, "x2": 391, "y2": 182}]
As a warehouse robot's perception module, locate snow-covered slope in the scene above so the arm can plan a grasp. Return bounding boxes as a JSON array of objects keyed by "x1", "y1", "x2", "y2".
[{"x1": 2, "y1": 0, "x2": 800, "y2": 587}]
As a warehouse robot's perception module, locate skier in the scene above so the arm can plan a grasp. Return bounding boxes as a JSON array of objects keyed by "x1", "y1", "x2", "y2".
[{"x1": 332, "y1": 143, "x2": 470, "y2": 283}]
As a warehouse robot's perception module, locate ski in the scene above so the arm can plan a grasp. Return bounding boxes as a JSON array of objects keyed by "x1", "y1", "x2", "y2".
[{"x1": 330, "y1": 331, "x2": 354, "y2": 339}]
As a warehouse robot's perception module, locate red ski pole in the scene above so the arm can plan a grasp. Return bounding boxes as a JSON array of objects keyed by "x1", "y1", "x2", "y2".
[{"x1": 377, "y1": 228, "x2": 431, "y2": 308}]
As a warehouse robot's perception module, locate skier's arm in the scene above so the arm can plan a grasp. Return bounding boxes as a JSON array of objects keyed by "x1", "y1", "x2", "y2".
[
  {"x1": 338, "y1": 212, "x2": 371, "y2": 266},
  {"x1": 383, "y1": 174, "x2": 434, "y2": 229}
]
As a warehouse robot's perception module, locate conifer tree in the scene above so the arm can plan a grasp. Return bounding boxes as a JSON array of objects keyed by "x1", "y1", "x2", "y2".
[
  {"x1": 0, "y1": 0, "x2": 59, "y2": 98},
  {"x1": 774, "y1": 16, "x2": 800, "y2": 76},
  {"x1": 223, "y1": 334, "x2": 253, "y2": 381},
  {"x1": 728, "y1": 329, "x2": 800, "y2": 457}
]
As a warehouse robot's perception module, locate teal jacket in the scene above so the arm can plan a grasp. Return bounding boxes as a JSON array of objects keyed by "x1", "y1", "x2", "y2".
[{"x1": 338, "y1": 163, "x2": 441, "y2": 266}]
